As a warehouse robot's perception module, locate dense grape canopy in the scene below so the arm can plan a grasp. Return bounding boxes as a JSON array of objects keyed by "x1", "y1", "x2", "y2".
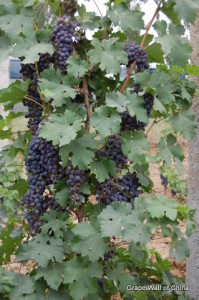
[
  {"x1": 125, "y1": 42, "x2": 149, "y2": 70},
  {"x1": 96, "y1": 173, "x2": 141, "y2": 205}
]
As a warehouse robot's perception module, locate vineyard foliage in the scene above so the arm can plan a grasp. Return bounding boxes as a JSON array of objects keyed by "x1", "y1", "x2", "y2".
[{"x1": 0, "y1": 0, "x2": 199, "y2": 299}]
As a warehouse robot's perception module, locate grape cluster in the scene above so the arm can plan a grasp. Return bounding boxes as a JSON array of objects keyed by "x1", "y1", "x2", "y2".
[
  {"x1": 104, "y1": 249, "x2": 115, "y2": 261},
  {"x1": 52, "y1": 16, "x2": 84, "y2": 73},
  {"x1": 96, "y1": 173, "x2": 141, "y2": 205},
  {"x1": 160, "y1": 173, "x2": 168, "y2": 192},
  {"x1": 20, "y1": 129, "x2": 65, "y2": 234},
  {"x1": 20, "y1": 54, "x2": 52, "y2": 134},
  {"x1": 97, "y1": 135, "x2": 127, "y2": 169},
  {"x1": 125, "y1": 42, "x2": 149, "y2": 70},
  {"x1": 66, "y1": 164, "x2": 85, "y2": 206},
  {"x1": 63, "y1": 0, "x2": 77, "y2": 15}
]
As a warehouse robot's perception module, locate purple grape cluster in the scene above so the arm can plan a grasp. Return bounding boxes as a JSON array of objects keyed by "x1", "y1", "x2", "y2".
[
  {"x1": 104, "y1": 249, "x2": 115, "y2": 261},
  {"x1": 63, "y1": 0, "x2": 77, "y2": 15},
  {"x1": 52, "y1": 16, "x2": 85, "y2": 74},
  {"x1": 97, "y1": 135, "x2": 127, "y2": 169},
  {"x1": 20, "y1": 129, "x2": 65, "y2": 234},
  {"x1": 20, "y1": 54, "x2": 53, "y2": 134},
  {"x1": 96, "y1": 173, "x2": 141, "y2": 205},
  {"x1": 160, "y1": 173, "x2": 168, "y2": 192},
  {"x1": 125, "y1": 42, "x2": 149, "y2": 70},
  {"x1": 66, "y1": 164, "x2": 85, "y2": 206}
]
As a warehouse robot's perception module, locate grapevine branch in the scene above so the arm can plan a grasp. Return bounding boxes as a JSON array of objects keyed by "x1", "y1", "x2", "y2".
[
  {"x1": 82, "y1": 76, "x2": 91, "y2": 133},
  {"x1": 120, "y1": 1, "x2": 162, "y2": 93},
  {"x1": 0, "y1": 130, "x2": 29, "y2": 137}
]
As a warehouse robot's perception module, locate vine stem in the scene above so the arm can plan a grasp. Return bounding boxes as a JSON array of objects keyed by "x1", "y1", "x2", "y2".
[
  {"x1": 93, "y1": 0, "x2": 103, "y2": 18},
  {"x1": 120, "y1": 1, "x2": 162, "y2": 93},
  {"x1": 58, "y1": 0, "x2": 63, "y2": 17},
  {"x1": 0, "y1": 130, "x2": 29, "y2": 137},
  {"x1": 82, "y1": 76, "x2": 91, "y2": 133},
  {"x1": 24, "y1": 96, "x2": 46, "y2": 111}
]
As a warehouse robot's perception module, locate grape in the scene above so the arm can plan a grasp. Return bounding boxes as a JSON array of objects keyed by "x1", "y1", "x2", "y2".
[
  {"x1": 96, "y1": 278, "x2": 105, "y2": 294},
  {"x1": 160, "y1": 173, "x2": 168, "y2": 191},
  {"x1": 66, "y1": 163, "x2": 85, "y2": 206},
  {"x1": 21, "y1": 128, "x2": 66, "y2": 234},
  {"x1": 96, "y1": 173, "x2": 141, "y2": 205},
  {"x1": 63, "y1": 0, "x2": 77, "y2": 15},
  {"x1": 52, "y1": 16, "x2": 85, "y2": 74},
  {"x1": 171, "y1": 189, "x2": 177, "y2": 196},
  {"x1": 20, "y1": 54, "x2": 52, "y2": 134},
  {"x1": 104, "y1": 249, "x2": 115, "y2": 261},
  {"x1": 97, "y1": 135, "x2": 127, "y2": 169},
  {"x1": 125, "y1": 42, "x2": 149, "y2": 70}
]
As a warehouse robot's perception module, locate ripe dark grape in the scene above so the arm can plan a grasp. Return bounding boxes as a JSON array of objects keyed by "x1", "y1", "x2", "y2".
[
  {"x1": 20, "y1": 54, "x2": 52, "y2": 134},
  {"x1": 97, "y1": 135, "x2": 127, "y2": 169},
  {"x1": 96, "y1": 173, "x2": 141, "y2": 205},
  {"x1": 160, "y1": 174, "x2": 168, "y2": 192},
  {"x1": 52, "y1": 16, "x2": 85, "y2": 74},
  {"x1": 21, "y1": 128, "x2": 66, "y2": 234},
  {"x1": 104, "y1": 249, "x2": 115, "y2": 261},
  {"x1": 63, "y1": 0, "x2": 77, "y2": 15},
  {"x1": 125, "y1": 42, "x2": 149, "y2": 70},
  {"x1": 66, "y1": 164, "x2": 85, "y2": 206}
]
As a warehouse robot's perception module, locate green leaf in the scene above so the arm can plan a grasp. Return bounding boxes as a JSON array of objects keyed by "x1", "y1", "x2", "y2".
[
  {"x1": 106, "y1": 92, "x2": 129, "y2": 113},
  {"x1": 71, "y1": 222, "x2": 107, "y2": 262},
  {"x1": 39, "y1": 110, "x2": 82, "y2": 146},
  {"x1": 126, "y1": 92, "x2": 148, "y2": 123},
  {"x1": 35, "y1": 263, "x2": 65, "y2": 290},
  {"x1": 77, "y1": 5, "x2": 100, "y2": 30},
  {"x1": 174, "y1": 0, "x2": 199, "y2": 24},
  {"x1": 170, "y1": 109, "x2": 196, "y2": 140},
  {"x1": 185, "y1": 64, "x2": 199, "y2": 76},
  {"x1": 0, "y1": 35, "x2": 11, "y2": 62},
  {"x1": 90, "y1": 159, "x2": 116, "y2": 182},
  {"x1": 170, "y1": 237, "x2": 189, "y2": 262},
  {"x1": 122, "y1": 131, "x2": 149, "y2": 164},
  {"x1": 144, "y1": 194, "x2": 178, "y2": 221},
  {"x1": 39, "y1": 69, "x2": 77, "y2": 107},
  {"x1": 108, "y1": 4, "x2": 144, "y2": 32},
  {"x1": 145, "y1": 42, "x2": 164, "y2": 64},
  {"x1": 55, "y1": 187, "x2": 70, "y2": 208},
  {"x1": 41, "y1": 216, "x2": 68, "y2": 239},
  {"x1": 67, "y1": 56, "x2": 89, "y2": 78},
  {"x1": 64, "y1": 258, "x2": 102, "y2": 300},
  {"x1": 0, "y1": 80, "x2": 29, "y2": 111},
  {"x1": 10, "y1": 276, "x2": 35, "y2": 300},
  {"x1": 88, "y1": 38, "x2": 128, "y2": 74},
  {"x1": 17, "y1": 234, "x2": 64, "y2": 268},
  {"x1": 99, "y1": 202, "x2": 151, "y2": 244},
  {"x1": 158, "y1": 134, "x2": 184, "y2": 165},
  {"x1": 91, "y1": 106, "x2": 121, "y2": 138},
  {"x1": 59, "y1": 133, "x2": 101, "y2": 169}
]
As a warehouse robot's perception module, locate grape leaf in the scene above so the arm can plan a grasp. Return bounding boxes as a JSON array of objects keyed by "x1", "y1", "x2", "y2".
[
  {"x1": 174, "y1": 0, "x2": 199, "y2": 24},
  {"x1": 0, "y1": 35, "x2": 11, "y2": 62},
  {"x1": 67, "y1": 56, "x2": 89, "y2": 78},
  {"x1": 91, "y1": 106, "x2": 121, "y2": 138},
  {"x1": 39, "y1": 70, "x2": 77, "y2": 107},
  {"x1": 55, "y1": 187, "x2": 70, "y2": 208},
  {"x1": 108, "y1": 4, "x2": 144, "y2": 31},
  {"x1": 106, "y1": 92, "x2": 129, "y2": 113},
  {"x1": 9, "y1": 276, "x2": 35, "y2": 300},
  {"x1": 77, "y1": 5, "x2": 100, "y2": 30},
  {"x1": 64, "y1": 258, "x2": 102, "y2": 300},
  {"x1": 170, "y1": 108, "x2": 196, "y2": 140},
  {"x1": 39, "y1": 111, "x2": 82, "y2": 146},
  {"x1": 145, "y1": 42, "x2": 164, "y2": 63},
  {"x1": 170, "y1": 237, "x2": 189, "y2": 262},
  {"x1": 71, "y1": 222, "x2": 107, "y2": 262},
  {"x1": 122, "y1": 131, "x2": 149, "y2": 165},
  {"x1": 126, "y1": 92, "x2": 148, "y2": 123},
  {"x1": 35, "y1": 263, "x2": 65, "y2": 290},
  {"x1": 88, "y1": 38, "x2": 128, "y2": 74},
  {"x1": 144, "y1": 194, "x2": 178, "y2": 221},
  {"x1": 0, "y1": 80, "x2": 29, "y2": 111},
  {"x1": 59, "y1": 133, "x2": 101, "y2": 169},
  {"x1": 90, "y1": 159, "x2": 116, "y2": 182},
  {"x1": 16, "y1": 234, "x2": 64, "y2": 268},
  {"x1": 99, "y1": 202, "x2": 151, "y2": 244},
  {"x1": 41, "y1": 217, "x2": 68, "y2": 239},
  {"x1": 158, "y1": 134, "x2": 184, "y2": 165}
]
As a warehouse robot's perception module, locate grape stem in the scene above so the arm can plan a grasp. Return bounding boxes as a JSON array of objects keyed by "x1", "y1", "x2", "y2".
[
  {"x1": 0, "y1": 130, "x2": 29, "y2": 137},
  {"x1": 58, "y1": 0, "x2": 63, "y2": 17},
  {"x1": 120, "y1": 1, "x2": 162, "y2": 93},
  {"x1": 82, "y1": 76, "x2": 91, "y2": 133},
  {"x1": 74, "y1": 205, "x2": 84, "y2": 223}
]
